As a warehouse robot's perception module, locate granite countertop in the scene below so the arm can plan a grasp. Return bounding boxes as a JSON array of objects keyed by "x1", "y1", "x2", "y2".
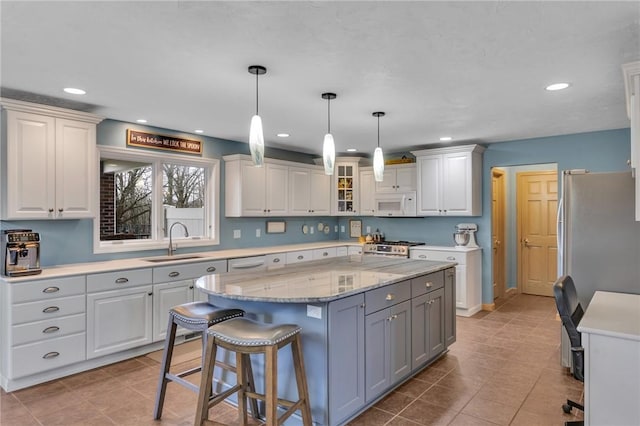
[{"x1": 196, "y1": 255, "x2": 456, "y2": 303}]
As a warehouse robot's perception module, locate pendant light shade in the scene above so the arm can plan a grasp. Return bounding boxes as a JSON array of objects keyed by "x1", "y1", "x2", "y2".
[
  {"x1": 248, "y1": 65, "x2": 266, "y2": 167},
  {"x1": 321, "y1": 92, "x2": 337, "y2": 175},
  {"x1": 373, "y1": 112, "x2": 385, "y2": 182}
]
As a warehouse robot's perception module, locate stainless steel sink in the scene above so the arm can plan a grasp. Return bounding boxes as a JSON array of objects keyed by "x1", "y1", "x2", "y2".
[{"x1": 143, "y1": 255, "x2": 204, "y2": 263}]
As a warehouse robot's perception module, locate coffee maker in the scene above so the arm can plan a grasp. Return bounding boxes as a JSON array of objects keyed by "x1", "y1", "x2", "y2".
[{"x1": 3, "y1": 229, "x2": 42, "y2": 276}]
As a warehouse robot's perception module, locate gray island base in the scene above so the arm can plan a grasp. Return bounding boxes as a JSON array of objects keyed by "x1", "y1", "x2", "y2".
[{"x1": 196, "y1": 255, "x2": 457, "y2": 426}]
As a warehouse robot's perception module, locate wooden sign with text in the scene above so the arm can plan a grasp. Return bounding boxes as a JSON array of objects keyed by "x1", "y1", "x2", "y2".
[{"x1": 127, "y1": 129, "x2": 202, "y2": 155}]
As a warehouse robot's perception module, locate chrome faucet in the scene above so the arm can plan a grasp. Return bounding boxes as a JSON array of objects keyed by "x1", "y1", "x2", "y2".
[{"x1": 168, "y1": 222, "x2": 189, "y2": 256}]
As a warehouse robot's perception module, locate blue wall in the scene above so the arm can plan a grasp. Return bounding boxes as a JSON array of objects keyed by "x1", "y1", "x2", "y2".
[
  {"x1": 1, "y1": 118, "x2": 631, "y2": 291},
  {"x1": 1, "y1": 120, "x2": 338, "y2": 266}
]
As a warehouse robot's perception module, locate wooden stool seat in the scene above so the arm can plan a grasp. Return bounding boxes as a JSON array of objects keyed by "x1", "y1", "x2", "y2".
[
  {"x1": 153, "y1": 302, "x2": 257, "y2": 420},
  {"x1": 195, "y1": 317, "x2": 313, "y2": 426}
]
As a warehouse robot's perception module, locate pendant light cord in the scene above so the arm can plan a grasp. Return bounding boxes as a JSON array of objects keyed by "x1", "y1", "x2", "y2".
[
  {"x1": 327, "y1": 97, "x2": 331, "y2": 133},
  {"x1": 377, "y1": 115, "x2": 380, "y2": 148},
  {"x1": 255, "y1": 71, "x2": 259, "y2": 115}
]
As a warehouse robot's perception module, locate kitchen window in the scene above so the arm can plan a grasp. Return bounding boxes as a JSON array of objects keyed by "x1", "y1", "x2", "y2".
[{"x1": 94, "y1": 146, "x2": 220, "y2": 253}]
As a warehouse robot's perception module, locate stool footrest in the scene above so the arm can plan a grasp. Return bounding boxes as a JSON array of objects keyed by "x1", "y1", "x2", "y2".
[
  {"x1": 173, "y1": 366, "x2": 201, "y2": 379},
  {"x1": 165, "y1": 374, "x2": 200, "y2": 393}
]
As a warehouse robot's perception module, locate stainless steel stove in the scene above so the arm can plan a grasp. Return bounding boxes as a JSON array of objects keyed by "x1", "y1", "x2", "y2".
[{"x1": 363, "y1": 241, "x2": 425, "y2": 258}]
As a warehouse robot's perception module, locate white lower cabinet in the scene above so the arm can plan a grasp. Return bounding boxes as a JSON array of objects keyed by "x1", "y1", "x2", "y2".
[
  {"x1": 86, "y1": 285, "x2": 153, "y2": 359},
  {"x1": 410, "y1": 247, "x2": 482, "y2": 317},
  {"x1": 152, "y1": 280, "x2": 196, "y2": 342},
  {"x1": 313, "y1": 247, "x2": 337, "y2": 260}
]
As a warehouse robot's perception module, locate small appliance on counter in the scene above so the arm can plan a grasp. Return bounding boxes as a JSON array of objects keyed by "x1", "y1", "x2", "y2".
[
  {"x1": 453, "y1": 223, "x2": 478, "y2": 248},
  {"x1": 3, "y1": 229, "x2": 42, "y2": 277}
]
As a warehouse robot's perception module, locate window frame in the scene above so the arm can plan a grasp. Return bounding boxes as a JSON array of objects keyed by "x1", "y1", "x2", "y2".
[{"x1": 94, "y1": 145, "x2": 220, "y2": 254}]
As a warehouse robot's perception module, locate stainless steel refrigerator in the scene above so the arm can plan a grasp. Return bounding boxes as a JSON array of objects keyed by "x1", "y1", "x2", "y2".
[
  {"x1": 558, "y1": 171, "x2": 640, "y2": 367},
  {"x1": 558, "y1": 170, "x2": 640, "y2": 307}
]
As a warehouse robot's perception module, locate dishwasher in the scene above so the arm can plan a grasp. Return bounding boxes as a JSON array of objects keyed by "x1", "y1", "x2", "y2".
[{"x1": 227, "y1": 255, "x2": 267, "y2": 272}]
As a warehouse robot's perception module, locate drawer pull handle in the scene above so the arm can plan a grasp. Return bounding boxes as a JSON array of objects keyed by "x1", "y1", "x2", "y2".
[
  {"x1": 43, "y1": 352, "x2": 60, "y2": 359},
  {"x1": 43, "y1": 306, "x2": 59, "y2": 314},
  {"x1": 388, "y1": 314, "x2": 398, "y2": 321},
  {"x1": 115, "y1": 278, "x2": 129, "y2": 284},
  {"x1": 323, "y1": 252, "x2": 328, "y2": 257},
  {"x1": 385, "y1": 294, "x2": 395, "y2": 301},
  {"x1": 360, "y1": 303, "x2": 366, "y2": 309},
  {"x1": 297, "y1": 255, "x2": 304, "y2": 260},
  {"x1": 43, "y1": 326, "x2": 60, "y2": 334},
  {"x1": 447, "y1": 256, "x2": 455, "y2": 261},
  {"x1": 425, "y1": 282, "x2": 433, "y2": 288},
  {"x1": 168, "y1": 271, "x2": 180, "y2": 278},
  {"x1": 206, "y1": 266, "x2": 217, "y2": 272},
  {"x1": 273, "y1": 258, "x2": 280, "y2": 263},
  {"x1": 42, "y1": 286, "x2": 60, "y2": 293},
  {"x1": 419, "y1": 255, "x2": 427, "y2": 259}
]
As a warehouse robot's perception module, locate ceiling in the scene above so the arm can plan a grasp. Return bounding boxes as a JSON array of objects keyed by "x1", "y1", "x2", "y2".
[{"x1": 1, "y1": 1, "x2": 639, "y2": 157}]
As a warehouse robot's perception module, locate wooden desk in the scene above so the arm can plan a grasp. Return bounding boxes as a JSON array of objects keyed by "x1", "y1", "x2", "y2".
[{"x1": 577, "y1": 291, "x2": 640, "y2": 426}]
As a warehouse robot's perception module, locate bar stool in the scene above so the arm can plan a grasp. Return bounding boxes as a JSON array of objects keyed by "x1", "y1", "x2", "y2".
[
  {"x1": 195, "y1": 317, "x2": 313, "y2": 426},
  {"x1": 153, "y1": 301, "x2": 258, "y2": 420}
]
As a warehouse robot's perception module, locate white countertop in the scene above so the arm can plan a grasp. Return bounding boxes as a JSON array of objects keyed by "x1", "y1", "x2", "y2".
[
  {"x1": 196, "y1": 256, "x2": 455, "y2": 303},
  {"x1": 578, "y1": 291, "x2": 640, "y2": 341},
  {"x1": 411, "y1": 245, "x2": 481, "y2": 253},
  {"x1": 1, "y1": 241, "x2": 362, "y2": 283}
]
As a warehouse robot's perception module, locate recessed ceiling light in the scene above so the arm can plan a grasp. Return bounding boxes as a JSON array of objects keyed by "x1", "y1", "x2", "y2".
[
  {"x1": 63, "y1": 87, "x2": 86, "y2": 95},
  {"x1": 439, "y1": 136, "x2": 453, "y2": 142},
  {"x1": 346, "y1": 148, "x2": 357, "y2": 152},
  {"x1": 277, "y1": 133, "x2": 290, "y2": 138},
  {"x1": 194, "y1": 129, "x2": 204, "y2": 134},
  {"x1": 545, "y1": 82, "x2": 571, "y2": 91},
  {"x1": 136, "y1": 119, "x2": 147, "y2": 123}
]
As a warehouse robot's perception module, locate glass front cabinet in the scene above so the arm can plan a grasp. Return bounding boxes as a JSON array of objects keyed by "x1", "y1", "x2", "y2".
[{"x1": 332, "y1": 158, "x2": 362, "y2": 216}]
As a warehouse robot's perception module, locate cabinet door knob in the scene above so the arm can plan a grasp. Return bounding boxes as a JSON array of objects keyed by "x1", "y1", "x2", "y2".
[
  {"x1": 446, "y1": 256, "x2": 455, "y2": 261},
  {"x1": 385, "y1": 293, "x2": 395, "y2": 301},
  {"x1": 48, "y1": 208, "x2": 54, "y2": 213},
  {"x1": 115, "y1": 277, "x2": 129, "y2": 284},
  {"x1": 168, "y1": 271, "x2": 180, "y2": 278},
  {"x1": 189, "y1": 285, "x2": 194, "y2": 290},
  {"x1": 323, "y1": 252, "x2": 328, "y2": 257},
  {"x1": 42, "y1": 286, "x2": 60, "y2": 293},
  {"x1": 43, "y1": 352, "x2": 60, "y2": 359},
  {"x1": 42, "y1": 306, "x2": 59, "y2": 314},
  {"x1": 425, "y1": 282, "x2": 433, "y2": 288},
  {"x1": 297, "y1": 255, "x2": 304, "y2": 260},
  {"x1": 58, "y1": 208, "x2": 64, "y2": 213},
  {"x1": 206, "y1": 266, "x2": 217, "y2": 272},
  {"x1": 148, "y1": 292, "x2": 153, "y2": 296},
  {"x1": 273, "y1": 258, "x2": 280, "y2": 263},
  {"x1": 360, "y1": 303, "x2": 365, "y2": 309},
  {"x1": 43, "y1": 326, "x2": 60, "y2": 334}
]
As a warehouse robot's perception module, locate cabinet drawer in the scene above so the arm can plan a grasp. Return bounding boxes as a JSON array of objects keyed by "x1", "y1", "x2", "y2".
[
  {"x1": 411, "y1": 271, "x2": 444, "y2": 298},
  {"x1": 10, "y1": 333, "x2": 86, "y2": 379},
  {"x1": 12, "y1": 295, "x2": 86, "y2": 325},
  {"x1": 152, "y1": 259, "x2": 227, "y2": 283},
  {"x1": 265, "y1": 253, "x2": 286, "y2": 267},
  {"x1": 11, "y1": 276, "x2": 85, "y2": 303},
  {"x1": 12, "y1": 313, "x2": 85, "y2": 346},
  {"x1": 87, "y1": 268, "x2": 152, "y2": 292},
  {"x1": 365, "y1": 280, "x2": 411, "y2": 315},
  {"x1": 313, "y1": 247, "x2": 337, "y2": 260},
  {"x1": 286, "y1": 250, "x2": 314, "y2": 264},
  {"x1": 411, "y1": 249, "x2": 465, "y2": 264}
]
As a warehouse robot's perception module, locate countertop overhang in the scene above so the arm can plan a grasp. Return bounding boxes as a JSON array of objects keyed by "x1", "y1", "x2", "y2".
[{"x1": 196, "y1": 255, "x2": 456, "y2": 303}]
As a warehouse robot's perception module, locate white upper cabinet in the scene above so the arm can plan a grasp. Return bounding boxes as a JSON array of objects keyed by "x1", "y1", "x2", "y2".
[
  {"x1": 360, "y1": 168, "x2": 376, "y2": 216},
  {"x1": 332, "y1": 158, "x2": 362, "y2": 216},
  {"x1": 2, "y1": 100, "x2": 101, "y2": 220},
  {"x1": 412, "y1": 145, "x2": 485, "y2": 216},
  {"x1": 622, "y1": 61, "x2": 640, "y2": 221},
  {"x1": 289, "y1": 166, "x2": 331, "y2": 216},
  {"x1": 226, "y1": 158, "x2": 288, "y2": 217},
  {"x1": 375, "y1": 164, "x2": 416, "y2": 193}
]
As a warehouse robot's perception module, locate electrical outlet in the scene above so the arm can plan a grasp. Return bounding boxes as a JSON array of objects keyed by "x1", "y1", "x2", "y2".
[
  {"x1": 334, "y1": 225, "x2": 338, "y2": 233},
  {"x1": 256, "y1": 228, "x2": 261, "y2": 238},
  {"x1": 233, "y1": 229, "x2": 241, "y2": 239},
  {"x1": 366, "y1": 226, "x2": 371, "y2": 234},
  {"x1": 340, "y1": 225, "x2": 345, "y2": 233},
  {"x1": 310, "y1": 226, "x2": 314, "y2": 234}
]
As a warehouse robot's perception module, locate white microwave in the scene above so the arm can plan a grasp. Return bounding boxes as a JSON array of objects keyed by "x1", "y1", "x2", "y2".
[{"x1": 374, "y1": 192, "x2": 417, "y2": 217}]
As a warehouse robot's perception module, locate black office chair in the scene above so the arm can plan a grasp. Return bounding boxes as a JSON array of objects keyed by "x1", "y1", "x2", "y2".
[{"x1": 553, "y1": 275, "x2": 585, "y2": 426}]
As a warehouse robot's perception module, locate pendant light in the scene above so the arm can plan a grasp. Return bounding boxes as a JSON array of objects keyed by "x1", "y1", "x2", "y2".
[
  {"x1": 248, "y1": 65, "x2": 266, "y2": 167},
  {"x1": 373, "y1": 111, "x2": 385, "y2": 182},
  {"x1": 321, "y1": 92, "x2": 337, "y2": 175}
]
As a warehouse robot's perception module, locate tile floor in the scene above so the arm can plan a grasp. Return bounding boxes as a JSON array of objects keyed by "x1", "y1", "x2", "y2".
[{"x1": 0, "y1": 292, "x2": 584, "y2": 425}]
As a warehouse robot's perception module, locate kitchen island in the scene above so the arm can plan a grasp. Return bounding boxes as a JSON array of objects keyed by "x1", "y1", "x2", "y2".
[{"x1": 196, "y1": 255, "x2": 456, "y2": 426}]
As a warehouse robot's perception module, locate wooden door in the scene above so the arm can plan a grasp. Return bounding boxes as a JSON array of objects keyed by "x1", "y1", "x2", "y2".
[
  {"x1": 492, "y1": 169, "x2": 506, "y2": 299},
  {"x1": 517, "y1": 171, "x2": 558, "y2": 296}
]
